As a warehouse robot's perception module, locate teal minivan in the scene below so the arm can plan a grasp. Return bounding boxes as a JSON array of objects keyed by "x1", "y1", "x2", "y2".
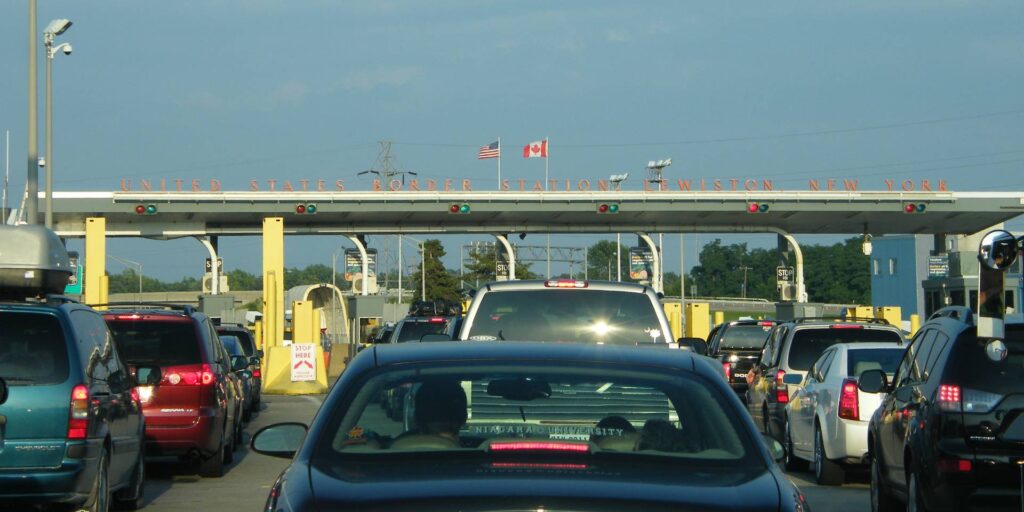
[{"x1": 0, "y1": 225, "x2": 156, "y2": 510}]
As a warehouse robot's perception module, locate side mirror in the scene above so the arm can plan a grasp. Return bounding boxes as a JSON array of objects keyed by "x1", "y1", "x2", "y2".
[
  {"x1": 782, "y1": 373, "x2": 804, "y2": 385},
  {"x1": 251, "y1": 422, "x2": 308, "y2": 458},
  {"x1": 419, "y1": 333, "x2": 453, "y2": 342},
  {"x1": 249, "y1": 356, "x2": 261, "y2": 366},
  {"x1": 0, "y1": 377, "x2": 8, "y2": 405},
  {"x1": 231, "y1": 355, "x2": 248, "y2": 372},
  {"x1": 979, "y1": 230, "x2": 1019, "y2": 271},
  {"x1": 858, "y1": 369, "x2": 887, "y2": 394},
  {"x1": 763, "y1": 434, "x2": 785, "y2": 464},
  {"x1": 135, "y1": 365, "x2": 162, "y2": 386},
  {"x1": 241, "y1": 370, "x2": 253, "y2": 380},
  {"x1": 677, "y1": 337, "x2": 708, "y2": 355}
]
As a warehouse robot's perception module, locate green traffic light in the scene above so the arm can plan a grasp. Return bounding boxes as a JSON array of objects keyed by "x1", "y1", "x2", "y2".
[
  {"x1": 608, "y1": 204, "x2": 619, "y2": 213},
  {"x1": 306, "y1": 204, "x2": 317, "y2": 214},
  {"x1": 459, "y1": 204, "x2": 470, "y2": 213},
  {"x1": 145, "y1": 204, "x2": 157, "y2": 214}
]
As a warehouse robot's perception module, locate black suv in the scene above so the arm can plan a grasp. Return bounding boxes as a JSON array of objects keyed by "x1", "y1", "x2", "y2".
[
  {"x1": 215, "y1": 323, "x2": 262, "y2": 412},
  {"x1": 706, "y1": 319, "x2": 779, "y2": 399},
  {"x1": 746, "y1": 316, "x2": 905, "y2": 443},
  {"x1": 387, "y1": 300, "x2": 463, "y2": 344},
  {"x1": 863, "y1": 306, "x2": 1024, "y2": 511}
]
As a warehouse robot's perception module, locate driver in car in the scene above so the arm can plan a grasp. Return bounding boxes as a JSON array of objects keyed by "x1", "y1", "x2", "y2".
[{"x1": 390, "y1": 379, "x2": 468, "y2": 449}]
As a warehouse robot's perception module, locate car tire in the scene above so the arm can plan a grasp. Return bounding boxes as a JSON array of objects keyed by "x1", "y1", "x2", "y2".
[
  {"x1": 814, "y1": 425, "x2": 844, "y2": 486},
  {"x1": 783, "y1": 417, "x2": 808, "y2": 471},
  {"x1": 871, "y1": 447, "x2": 901, "y2": 512},
  {"x1": 243, "y1": 407, "x2": 252, "y2": 423},
  {"x1": 86, "y1": 449, "x2": 111, "y2": 512},
  {"x1": 198, "y1": 440, "x2": 226, "y2": 478},
  {"x1": 112, "y1": 446, "x2": 145, "y2": 510},
  {"x1": 907, "y1": 469, "x2": 929, "y2": 512}
]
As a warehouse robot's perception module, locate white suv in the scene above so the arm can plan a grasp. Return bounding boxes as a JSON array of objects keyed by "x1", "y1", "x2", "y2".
[{"x1": 783, "y1": 341, "x2": 906, "y2": 485}]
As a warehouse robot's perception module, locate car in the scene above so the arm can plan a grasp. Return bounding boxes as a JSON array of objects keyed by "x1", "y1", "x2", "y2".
[
  {"x1": 215, "y1": 323, "x2": 262, "y2": 411},
  {"x1": 863, "y1": 306, "x2": 1024, "y2": 511},
  {"x1": 0, "y1": 224, "x2": 152, "y2": 510},
  {"x1": 103, "y1": 304, "x2": 241, "y2": 477},
  {"x1": 458, "y1": 279, "x2": 676, "y2": 344},
  {"x1": 783, "y1": 342, "x2": 905, "y2": 484},
  {"x1": 746, "y1": 317, "x2": 905, "y2": 444},
  {"x1": 250, "y1": 341, "x2": 810, "y2": 511},
  {"x1": 219, "y1": 334, "x2": 255, "y2": 422},
  {"x1": 706, "y1": 319, "x2": 780, "y2": 399},
  {"x1": 388, "y1": 299, "x2": 464, "y2": 343}
]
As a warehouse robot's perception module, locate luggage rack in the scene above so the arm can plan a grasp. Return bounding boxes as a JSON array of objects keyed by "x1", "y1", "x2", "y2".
[
  {"x1": 792, "y1": 316, "x2": 890, "y2": 325},
  {"x1": 93, "y1": 302, "x2": 197, "y2": 315}
]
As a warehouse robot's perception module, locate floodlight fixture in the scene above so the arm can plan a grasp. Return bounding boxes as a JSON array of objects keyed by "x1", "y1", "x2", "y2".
[
  {"x1": 44, "y1": 19, "x2": 72, "y2": 37},
  {"x1": 647, "y1": 161, "x2": 656, "y2": 169}
]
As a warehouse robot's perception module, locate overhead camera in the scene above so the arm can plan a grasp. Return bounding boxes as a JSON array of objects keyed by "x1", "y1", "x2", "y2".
[{"x1": 61, "y1": 44, "x2": 73, "y2": 56}]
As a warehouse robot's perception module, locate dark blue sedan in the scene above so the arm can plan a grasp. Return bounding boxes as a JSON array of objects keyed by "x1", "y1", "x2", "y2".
[{"x1": 252, "y1": 341, "x2": 810, "y2": 511}]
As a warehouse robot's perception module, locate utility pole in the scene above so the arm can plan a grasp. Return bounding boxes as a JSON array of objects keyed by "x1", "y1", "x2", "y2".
[{"x1": 739, "y1": 265, "x2": 752, "y2": 299}]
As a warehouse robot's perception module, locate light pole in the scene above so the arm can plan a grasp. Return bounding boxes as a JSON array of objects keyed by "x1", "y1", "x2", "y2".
[
  {"x1": 108, "y1": 255, "x2": 143, "y2": 303},
  {"x1": 610, "y1": 173, "x2": 629, "y2": 282},
  {"x1": 43, "y1": 19, "x2": 72, "y2": 229},
  {"x1": 646, "y1": 160, "x2": 671, "y2": 292},
  {"x1": 402, "y1": 235, "x2": 427, "y2": 301},
  {"x1": 26, "y1": 0, "x2": 38, "y2": 224}
]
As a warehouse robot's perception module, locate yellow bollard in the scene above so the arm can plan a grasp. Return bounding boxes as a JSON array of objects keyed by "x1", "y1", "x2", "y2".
[
  {"x1": 909, "y1": 314, "x2": 920, "y2": 337},
  {"x1": 713, "y1": 311, "x2": 725, "y2": 327},
  {"x1": 663, "y1": 302, "x2": 682, "y2": 340},
  {"x1": 685, "y1": 303, "x2": 711, "y2": 340},
  {"x1": 84, "y1": 217, "x2": 107, "y2": 307}
]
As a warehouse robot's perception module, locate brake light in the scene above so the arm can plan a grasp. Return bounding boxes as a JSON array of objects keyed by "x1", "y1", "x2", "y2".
[
  {"x1": 775, "y1": 370, "x2": 789, "y2": 404},
  {"x1": 252, "y1": 368, "x2": 261, "y2": 378},
  {"x1": 838, "y1": 379, "x2": 860, "y2": 420},
  {"x1": 830, "y1": 324, "x2": 864, "y2": 329},
  {"x1": 544, "y1": 279, "x2": 588, "y2": 288},
  {"x1": 201, "y1": 363, "x2": 215, "y2": 385},
  {"x1": 937, "y1": 457, "x2": 973, "y2": 473},
  {"x1": 68, "y1": 384, "x2": 89, "y2": 440},
  {"x1": 938, "y1": 384, "x2": 962, "y2": 412},
  {"x1": 115, "y1": 314, "x2": 142, "y2": 320},
  {"x1": 758, "y1": 321, "x2": 775, "y2": 326},
  {"x1": 489, "y1": 441, "x2": 590, "y2": 453},
  {"x1": 722, "y1": 362, "x2": 732, "y2": 381},
  {"x1": 428, "y1": 317, "x2": 445, "y2": 323},
  {"x1": 163, "y1": 364, "x2": 216, "y2": 387}
]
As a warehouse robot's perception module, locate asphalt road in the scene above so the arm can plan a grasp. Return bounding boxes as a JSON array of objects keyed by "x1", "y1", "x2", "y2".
[{"x1": 137, "y1": 393, "x2": 870, "y2": 512}]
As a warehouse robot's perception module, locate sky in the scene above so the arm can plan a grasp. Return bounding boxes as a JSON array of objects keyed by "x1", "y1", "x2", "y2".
[{"x1": 1, "y1": 0, "x2": 1023, "y2": 283}]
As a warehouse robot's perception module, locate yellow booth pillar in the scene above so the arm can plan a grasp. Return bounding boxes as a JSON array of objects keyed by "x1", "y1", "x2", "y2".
[
  {"x1": 84, "y1": 217, "x2": 109, "y2": 308},
  {"x1": 263, "y1": 299, "x2": 328, "y2": 394},
  {"x1": 663, "y1": 302, "x2": 682, "y2": 341},
  {"x1": 685, "y1": 303, "x2": 711, "y2": 340}
]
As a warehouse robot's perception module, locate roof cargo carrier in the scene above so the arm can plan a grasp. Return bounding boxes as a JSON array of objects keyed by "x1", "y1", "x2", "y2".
[{"x1": 0, "y1": 224, "x2": 72, "y2": 299}]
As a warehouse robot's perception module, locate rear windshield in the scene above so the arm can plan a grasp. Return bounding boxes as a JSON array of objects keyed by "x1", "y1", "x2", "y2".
[
  {"x1": 219, "y1": 328, "x2": 256, "y2": 355},
  {"x1": 944, "y1": 325, "x2": 1024, "y2": 395},
  {"x1": 315, "y1": 363, "x2": 758, "y2": 469},
  {"x1": 787, "y1": 327, "x2": 902, "y2": 371},
  {"x1": 394, "y1": 320, "x2": 450, "y2": 343},
  {"x1": 719, "y1": 324, "x2": 774, "y2": 350},
  {"x1": 0, "y1": 312, "x2": 70, "y2": 385},
  {"x1": 220, "y1": 335, "x2": 244, "y2": 356},
  {"x1": 846, "y1": 348, "x2": 905, "y2": 377},
  {"x1": 106, "y1": 319, "x2": 201, "y2": 366},
  {"x1": 466, "y1": 290, "x2": 665, "y2": 344}
]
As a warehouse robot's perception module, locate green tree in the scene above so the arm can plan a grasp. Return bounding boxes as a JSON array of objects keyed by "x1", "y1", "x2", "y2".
[
  {"x1": 462, "y1": 244, "x2": 537, "y2": 288},
  {"x1": 410, "y1": 239, "x2": 460, "y2": 302},
  {"x1": 802, "y1": 237, "x2": 870, "y2": 304},
  {"x1": 585, "y1": 240, "x2": 632, "y2": 282}
]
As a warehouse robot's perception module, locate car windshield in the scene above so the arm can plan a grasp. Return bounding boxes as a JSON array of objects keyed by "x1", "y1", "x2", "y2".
[
  {"x1": 787, "y1": 327, "x2": 902, "y2": 371},
  {"x1": 846, "y1": 348, "x2": 905, "y2": 377},
  {"x1": 719, "y1": 324, "x2": 774, "y2": 350},
  {"x1": 106, "y1": 318, "x2": 201, "y2": 366},
  {"x1": 466, "y1": 290, "x2": 665, "y2": 344},
  {"x1": 394, "y1": 320, "x2": 451, "y2": 343},
  {"x1": 314, "y1": 362, "x2": 757, "y2": 468},
  {"x1": 0, "y1": 312, "x2": 70, "y2": 385}
]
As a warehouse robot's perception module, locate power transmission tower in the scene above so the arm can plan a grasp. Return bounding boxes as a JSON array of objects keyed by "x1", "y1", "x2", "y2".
[{"x1": 359, "y1": 140, "x2": 417, "y2": 185}]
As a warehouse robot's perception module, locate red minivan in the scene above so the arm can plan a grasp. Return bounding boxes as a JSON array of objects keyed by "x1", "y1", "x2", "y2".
[{"x1": 104, "y1": 305, "x2": 241, "y2": 477}]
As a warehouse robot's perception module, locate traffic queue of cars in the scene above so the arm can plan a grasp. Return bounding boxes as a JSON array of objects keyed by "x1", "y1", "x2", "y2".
[{"x1": 0, "y1": 225, "x2": 263, "y2": 509}]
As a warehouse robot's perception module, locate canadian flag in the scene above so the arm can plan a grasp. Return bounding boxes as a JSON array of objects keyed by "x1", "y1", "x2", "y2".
[{"x1": 522, "y1": 139, "x2": 548, "y2": 158}]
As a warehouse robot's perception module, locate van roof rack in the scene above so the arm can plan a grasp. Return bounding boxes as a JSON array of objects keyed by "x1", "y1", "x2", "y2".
[
  {"x1": 793, "y1": 316, "x2": 890, "y2": 325},
  {"x1": 93, "y1": 302, "x2": 197, "y2": 315}
]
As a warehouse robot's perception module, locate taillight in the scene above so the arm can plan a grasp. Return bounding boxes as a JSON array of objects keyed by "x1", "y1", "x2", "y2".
[
  {"x1": 163, "y1": 364, "x2": 216, "y2": 386},
  {"x1": 489, "y1": 441, "x2": 590, "y2": 453},
  {"x1": 722, "y1": 362, "x2": 732, "y2": 381},
  {"x1": 264, "y1": 474, "x2": 284, "y2": 512},
  {"x1": 543, "y1": 279, "x2": 588, "y2": 288},
  {"x1": 838, "y1": 379, "x2": 860, "y2": 420},
  {"x1": 830, "y1": 324, "x2": 864, "y2": 329},
  {"x1": 252, "y1": 368, "x2": 261, "y2": 378},
  {"x1": 68, "y1": 384, "x2": 89, "y2": 440},
  {"x1": 938, "y1": 384, "x2": 962, "y2": 412},
  {"x1": 937, "y1": 457, "x2": 973, "y2": 473},
  {"x1": 201, "y1": 363, "x2": 215, "y2": 385},
  {"x1": 428, "y1": 317, "x2": 445, "y2": 323},
  {"x1": 775, "y1": 370, "x2": 789, "y2": 404}
]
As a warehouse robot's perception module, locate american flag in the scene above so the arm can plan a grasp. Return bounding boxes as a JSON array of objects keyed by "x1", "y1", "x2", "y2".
[{"x1": 477, "y1": 141, "x2": 500, "y2": 159}]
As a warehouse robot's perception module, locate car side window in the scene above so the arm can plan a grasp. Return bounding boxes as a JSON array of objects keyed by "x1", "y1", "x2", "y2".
[
  {"x1": 908, "y1": 330, "x2": 938, "y2": 383},
  {"x1": 72, "y1": 309, "x2": 109, "y2": 387},
  {"x1": 894, "y1": 330, "x2": 925, "y2": 387},
  {"x1": 817, "y1": 349, "x2": 837, "y2": 381},
  {"x1": 808, "y1": 352, "x2": 826, "y2": 382},
  {"x1": 922, "y1": 332, "x2": 952, "y2": 381},
  {"x1": 760, "y1": 326, "x2": 781, "y2": 366}
]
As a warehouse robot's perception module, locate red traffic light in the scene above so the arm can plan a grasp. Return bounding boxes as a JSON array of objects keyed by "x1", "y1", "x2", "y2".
[
  {"x1": 296, "y1": 204, "x2": 306, "y2": 214},
  {"x1": 747, "y1": 203, "x2": 769, "y2": 213},
  {"x1": 135, "y1": 205, "x2": 146, "y2": 215},
  {"x1": 596, "y1": 203, "x2": 619, "y2": 214},
  {"x1": 903, "y1": 203, "x2": 926, "y2": 213}
]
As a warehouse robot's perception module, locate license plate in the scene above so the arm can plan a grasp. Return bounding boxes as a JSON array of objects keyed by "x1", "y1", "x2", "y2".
[{"x1": 734, "y1": 373, "x2": 747, "y2": 379}]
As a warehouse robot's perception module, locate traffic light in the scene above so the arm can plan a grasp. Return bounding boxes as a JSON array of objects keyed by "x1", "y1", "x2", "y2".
[
  {"x1": 746, "y1": 202, "x2": 769, "y2": 213},
  {"x1": 903, "y1": 203, "x2": 927, "y2": 213},
  {"x1": 596, "y1": 203, "x2": 619, "y2": 214},
  {"x1": 295, "y1": 203, "x2": 317, "y2": 215},
  {"x1": 133, "y1": 204, "x2": 157, "y2": 215},
  {"x1": 448, "y1": 203, "x2": 471, "y2": 214}
]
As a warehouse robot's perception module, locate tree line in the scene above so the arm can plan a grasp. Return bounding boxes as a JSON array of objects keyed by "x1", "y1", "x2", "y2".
[{"x1": 108, "y1": 236, "x2": 870, "y2": 305}]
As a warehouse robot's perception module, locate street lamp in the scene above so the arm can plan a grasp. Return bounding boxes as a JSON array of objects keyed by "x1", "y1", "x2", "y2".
[
  {"x1": 108, "y1": 255, "x2": 143, "y2": 303},
  {"x1": 43, "y1": 18, "x2": 72, "y2": 229}
]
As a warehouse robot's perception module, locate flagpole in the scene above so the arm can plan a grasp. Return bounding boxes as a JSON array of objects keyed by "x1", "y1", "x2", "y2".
[
  {"x1": 544, "y1": 136, "x2": 549, "y2": 191},
  {"x1": 497, "y1": 137, "x2": 501, "y2": 190}
]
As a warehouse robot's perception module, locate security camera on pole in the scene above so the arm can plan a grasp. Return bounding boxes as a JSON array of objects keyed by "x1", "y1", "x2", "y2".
[{"x1": 43, "y1": 18, "x2": 73, "y2": 229}]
